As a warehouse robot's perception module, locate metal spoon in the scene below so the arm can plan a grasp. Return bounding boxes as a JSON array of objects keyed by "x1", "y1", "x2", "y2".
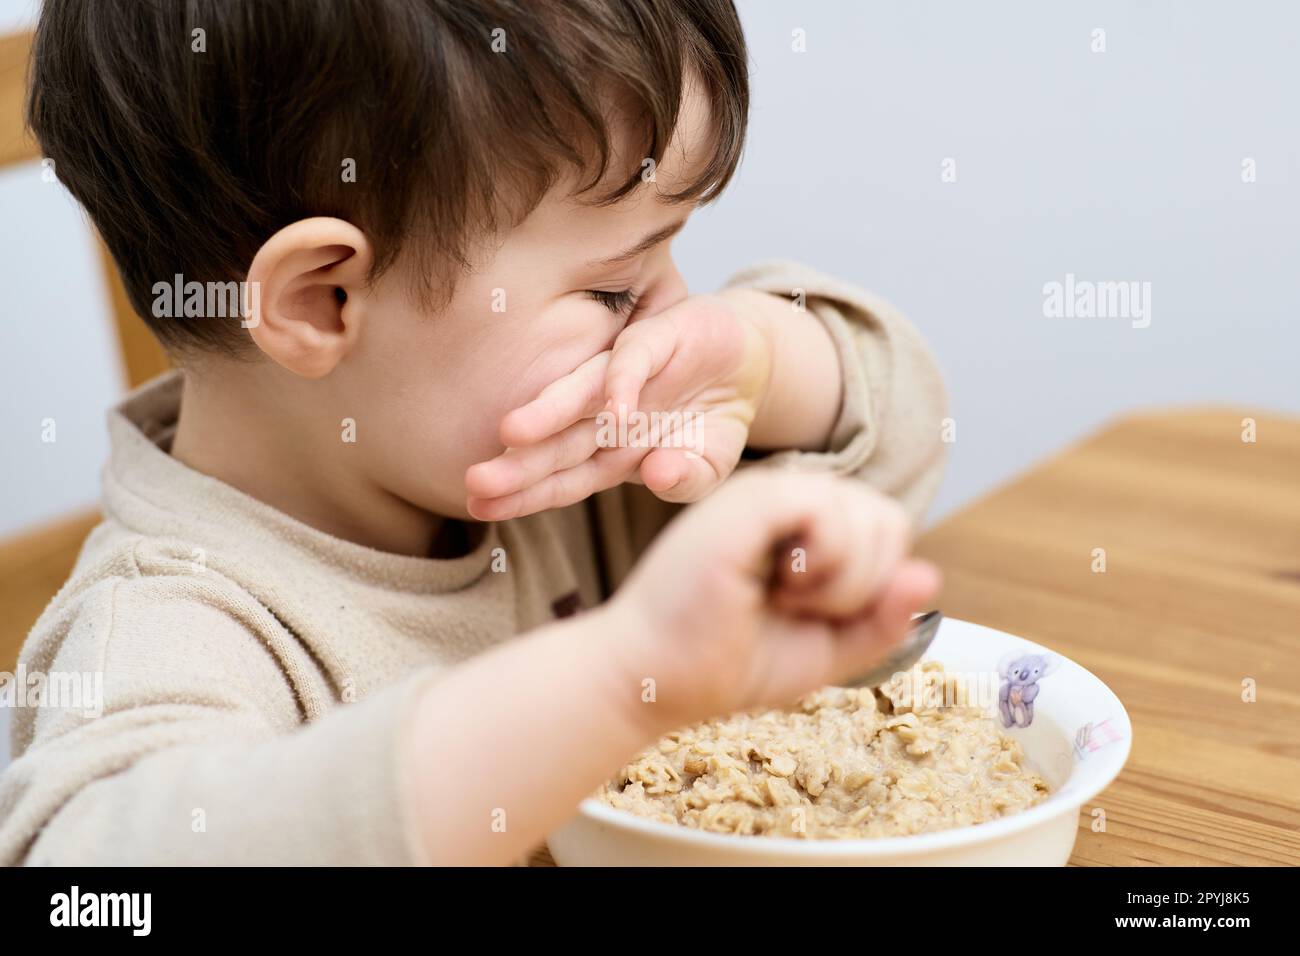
[{"x1": 842, "y1": 609, "x2": 944, "y2": 689}]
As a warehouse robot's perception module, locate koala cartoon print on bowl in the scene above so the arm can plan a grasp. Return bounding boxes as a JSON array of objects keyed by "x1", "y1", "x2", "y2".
[{"x1": 997, "y1": 652, "x2": 1059, "y2": 728}]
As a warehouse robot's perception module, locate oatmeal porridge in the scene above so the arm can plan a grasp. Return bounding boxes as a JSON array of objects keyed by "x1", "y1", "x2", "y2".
[{"x1": 601, "y1": 661, "x2": 1050, "y2": 839}]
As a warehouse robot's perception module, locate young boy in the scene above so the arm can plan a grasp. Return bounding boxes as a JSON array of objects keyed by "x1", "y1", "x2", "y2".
[{"x1": 1, "y1": 0, "x2": 947, "y2": 865}]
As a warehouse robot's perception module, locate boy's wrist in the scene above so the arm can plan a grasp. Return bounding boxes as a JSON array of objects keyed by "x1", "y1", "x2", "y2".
[
  {"x1": 717, "y1": 288, "x2": 777, "y2": 424},
  {"x1": 721, "y1": 287, "x2": 843, "y2": 452},
  {"x1": 587, "y1": 602, "x2": 679, "y2": 741}
]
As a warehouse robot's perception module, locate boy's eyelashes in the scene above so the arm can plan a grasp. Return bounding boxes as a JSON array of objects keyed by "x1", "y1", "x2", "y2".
[{"x1": 585, "y1": 288, "x2": 640, "y2": 316}]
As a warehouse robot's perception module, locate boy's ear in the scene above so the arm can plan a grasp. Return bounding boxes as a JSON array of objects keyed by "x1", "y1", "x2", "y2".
[{"x1": 244, "y1": 217, "x2": 374, "y2": 378}]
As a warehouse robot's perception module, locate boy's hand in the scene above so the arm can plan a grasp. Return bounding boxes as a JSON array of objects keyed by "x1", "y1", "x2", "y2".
[
  {"x1": 465, "y1": 294, "x2": 773, "y2": 520},
  {"x1": 598, "y1": 471, "x2": 941, "y2": 728}
]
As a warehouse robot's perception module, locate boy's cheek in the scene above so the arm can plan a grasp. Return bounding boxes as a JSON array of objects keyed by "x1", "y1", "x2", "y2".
[
  {"x1": 394, "y1": 331, "x2": 609, "y2": 481},
  {"x1": 503, "y1": 337, "x2": 610, "y2": 411}
]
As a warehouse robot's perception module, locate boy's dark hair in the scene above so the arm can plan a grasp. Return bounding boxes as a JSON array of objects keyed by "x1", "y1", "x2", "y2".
[{"x1": 27, "y1": 0, "x2": 748, "y2": 355}]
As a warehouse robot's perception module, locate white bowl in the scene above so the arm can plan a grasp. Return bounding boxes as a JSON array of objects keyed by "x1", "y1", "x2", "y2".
[{"x1": 548, "y1": 617, "x2": 1131, "y2": 866}]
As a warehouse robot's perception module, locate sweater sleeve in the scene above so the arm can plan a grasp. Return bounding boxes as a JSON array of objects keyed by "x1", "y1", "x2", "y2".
[
  {"x1": 0, "y1": 579, "x2": 438, "y2": 866},
  {"x1": 722, "y1": 260, "x2": 949, "y2": 521},
  {"x1": 589, "y1": 260, "x2": 949, "y2": 590}
]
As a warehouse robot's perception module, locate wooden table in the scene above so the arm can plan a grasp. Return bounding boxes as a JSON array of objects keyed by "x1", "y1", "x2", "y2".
[
  {"x1": 911, "y1": 408, "x2": 1300, "y2": 866},
  {"x1": 5, "y1": 409, "x2": 1298, "y2": 866},
  {"x1": 533, "y1": 408, "x2": 1300, "y2": 866}
]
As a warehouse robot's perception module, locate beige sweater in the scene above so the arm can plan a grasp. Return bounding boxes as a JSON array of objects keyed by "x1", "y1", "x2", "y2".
[{"x1": 0, "y1": 262, "x2": 947, "y2": 865}]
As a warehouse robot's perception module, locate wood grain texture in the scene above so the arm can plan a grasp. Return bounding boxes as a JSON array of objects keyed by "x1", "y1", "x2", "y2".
[{"x1": 913, "y1": 407, "x2": 1300, "y2": 867}]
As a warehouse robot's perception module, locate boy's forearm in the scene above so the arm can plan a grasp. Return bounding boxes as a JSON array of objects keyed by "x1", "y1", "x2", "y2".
[
  {"x1": 404, "y1": 605, "x2": 662, "y2": 865},
  {"x1": 722, "y1": 288, "x2": 843, "y2": 452}
]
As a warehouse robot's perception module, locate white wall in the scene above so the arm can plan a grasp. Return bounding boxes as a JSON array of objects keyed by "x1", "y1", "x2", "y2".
[
  {"x1": 678, "y1": 0, "x2": 1299, "y2": 520},
  {"x1": 2, "y1": 0, "x2": 124, "y2": 542},
  {"x1": 2, "y1": 0, "x2": 1297, "y2": 539},
  {"x1": 0, "y1": 161, "x2": 122, "y2": 538},
  {"x1": 0, "y1": 0, "x2": 34, "y2": 33}
]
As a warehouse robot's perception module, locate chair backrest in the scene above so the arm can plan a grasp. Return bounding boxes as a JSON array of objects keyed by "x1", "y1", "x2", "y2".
[{"x1": 1, "y1": 28, "x2": 170, "y2": 389}]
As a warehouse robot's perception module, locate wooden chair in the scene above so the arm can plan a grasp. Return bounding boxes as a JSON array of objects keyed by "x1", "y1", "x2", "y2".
[{"x1": 0, "y1": 30, "x2": 171, "y2": 672}]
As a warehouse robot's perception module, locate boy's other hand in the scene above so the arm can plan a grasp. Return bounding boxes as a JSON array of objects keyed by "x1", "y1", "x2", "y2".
[
  {"x1": 596, "y1": 470, "x2": 941, "y2": 729},
  {"x1": 465, "y1": 294, "x2": 773, "y2": 520}
]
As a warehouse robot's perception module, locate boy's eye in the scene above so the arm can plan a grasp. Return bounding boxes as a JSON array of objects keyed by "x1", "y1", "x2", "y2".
[{"x1": 586, "y1": 288, "x2": 640, "y2": 316}]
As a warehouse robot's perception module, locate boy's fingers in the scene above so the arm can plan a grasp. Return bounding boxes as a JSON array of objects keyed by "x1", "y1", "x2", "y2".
[
  {"x1": 771, "y1": 484, "x2": 852, "y2": 595},
  {"x1": 466, "y1": 419, "x2": 599, "y2": 500},
  {"x1": 499, "y1": 351, "x2": 609, "y2": 447},
  {"x1": 639, "y1": 448, "x2": 720, "y2": 502},
  {"x1": 638, "y1": 447, "x2": 687, "y2": 493},
  {"x1": 639, "y1": 417, "x2": 747, "y2": 503},
  {"x1": 661, "y1": 471, "x2": 844, "y2": 576},
  {"x1": 738, "y1": 560, "x2": 942, "y2": 705},
  {"x1": 604, "y1": 316, "x2": 678, "y2": 416},
  {"x1": 774, "y1": 495, "x2": 910, "y2": 618},
  {"x1": 631, "y1": 474, "x2": 911, "y2": 610},
  {"x1": 827, "y1": 560, "x2": 943, "y2": 681},
  {"x1": 467, "y1": 445, "x2": 642, "y2": 520},
  {"x1": 749, "y1": 615, "x2": 841, "y2": 704}
]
